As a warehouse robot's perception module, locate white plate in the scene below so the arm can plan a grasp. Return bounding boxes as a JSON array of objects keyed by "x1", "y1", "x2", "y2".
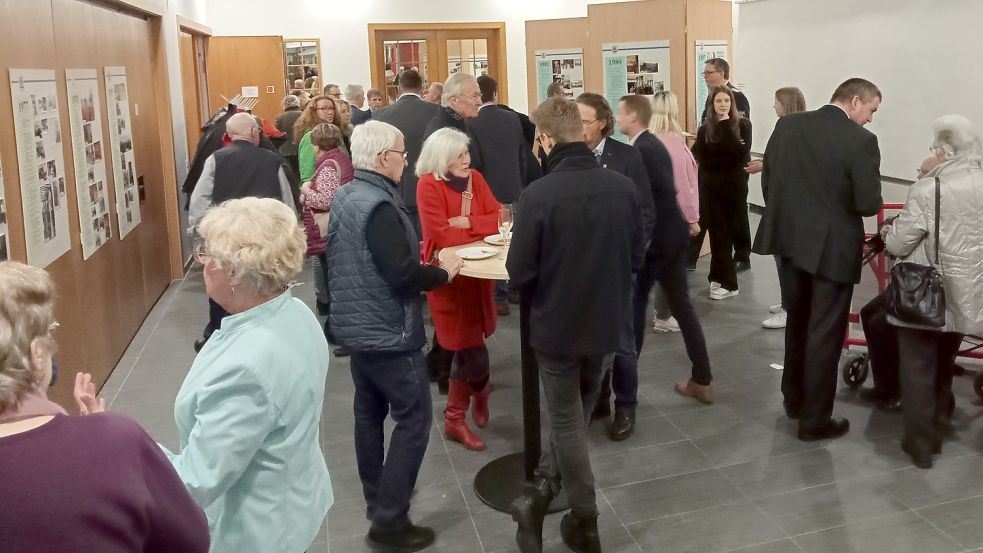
[
  {"x1": 457, "y1": 246, "x2": 498, "y2": 260},
  {"x1": 484, "y1": 234, "x2": 506, "y2": 246}
]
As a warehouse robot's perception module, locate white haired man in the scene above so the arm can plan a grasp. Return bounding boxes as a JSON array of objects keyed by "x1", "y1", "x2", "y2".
[
  {"x1": 188, "y1": 112, "x2": 296, "y2": 353},
  {"x1": 346, "y1": 83, "x2": 371, "y2": 126},
  {"x1": 327, "y1": 121, "x2": 462, "y2": 552},
  {"x1": 424, "y1": 82, "x2": 443, "y2": 104}
]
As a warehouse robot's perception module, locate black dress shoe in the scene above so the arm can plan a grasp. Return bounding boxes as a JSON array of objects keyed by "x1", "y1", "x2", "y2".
[
  {"x1": 783, "y1": 401, "x2": 800, "y2": 420},
  {"x1": 875, "y1": 398, "x2": 902, "y2": 413},
  {"x1": 609, "y1": 408, "x2": 635, "y2": 441},
  {"x1": 591, "y1": 400, "x2": 611, "y2": 421},
  {"x1": 798, "y1": 417, "x2": 850, "y2": 441},
  {"x1": 366, "y1": 523, "x2": 436, "y2": 552},
  {"x1": 735, "y1": 261, "x2": 751, "y2": 273},
  {"x1": 901, "y1": 439, "x2": 933, "y2": 469},
  {"x1": 510, "y1": 477, "x2": 555, "y2": 553},
  {"x1": 333, "y1": 345, "x2": 351, "y2": 358},
  {"x1": 560, "y1": 513, "x2": 601, "y2": 553},
  {"x1": 193, "y1": 338, "x2": 207, "y2": 353}
]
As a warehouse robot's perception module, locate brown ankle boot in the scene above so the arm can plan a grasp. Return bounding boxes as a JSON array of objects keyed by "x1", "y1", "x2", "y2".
[
  {"x1": 471, "y1": 381, "x2": 492, "y2": 428},
  {"x1": 445, "y1": 380, "x2": 485, "y2": 450},
  {"x1": 675, "y1": 379, "x2": 715, "y2": 404}
]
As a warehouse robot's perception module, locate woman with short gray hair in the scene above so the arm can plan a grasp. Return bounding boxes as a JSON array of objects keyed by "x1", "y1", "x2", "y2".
[
  {"x1": 275, "y1": 94, "x2": 304, "y2": 178},
  {"x1": 417, "y1": 127, "x2": 501, "y2": 451},
  {"x1": 0, "y1": 261, "x2": 209, "y2": 553},
  {"x1": 76, "y1": 197, "x2": 333, "y2": 552},
  {"x1": 883, "y1": 114, "x2": 983, "y2": 468}
]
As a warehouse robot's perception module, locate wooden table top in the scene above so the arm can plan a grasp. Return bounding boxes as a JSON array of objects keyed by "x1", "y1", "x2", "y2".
[{"x1": 444, "y1": 240, "x2": 509, "y2": 280}]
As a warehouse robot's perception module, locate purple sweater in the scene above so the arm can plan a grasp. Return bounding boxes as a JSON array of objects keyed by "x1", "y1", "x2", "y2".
[{"x1": 0, "y1": 413, "x2": 209, "y2": 553}]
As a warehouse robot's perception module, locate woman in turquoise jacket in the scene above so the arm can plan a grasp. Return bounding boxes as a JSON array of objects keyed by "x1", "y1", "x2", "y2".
[{"x1": 76, "y1": 197, "x2": 332, "y2": 553}]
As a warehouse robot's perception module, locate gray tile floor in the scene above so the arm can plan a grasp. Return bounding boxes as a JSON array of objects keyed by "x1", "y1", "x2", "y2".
[{"x1": 104, "y1": 227, "x2": 983, "y2": 553}]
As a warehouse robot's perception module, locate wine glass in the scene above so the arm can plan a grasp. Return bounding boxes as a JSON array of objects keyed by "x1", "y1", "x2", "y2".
[{"x1": 498, "y1": 204, "x2": 513, "y2": 258}]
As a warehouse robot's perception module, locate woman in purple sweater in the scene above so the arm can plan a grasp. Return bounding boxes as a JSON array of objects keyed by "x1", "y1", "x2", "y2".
[{"x1": 0, "y1": 261, "x2": 209, "y2": 553}]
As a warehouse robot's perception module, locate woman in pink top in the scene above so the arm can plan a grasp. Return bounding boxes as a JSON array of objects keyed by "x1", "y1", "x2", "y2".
[{"x1": 648, "y1": 91, "x2": 700, "y2": 333}]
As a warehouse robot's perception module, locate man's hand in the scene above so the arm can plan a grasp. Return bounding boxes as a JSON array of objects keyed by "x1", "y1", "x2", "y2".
[
  {"x1": 689, "y1": 223, "x2": 701, "y2": 236},
  {"x1": 745, "y1": 159, "x2": 763, "y2": 175},
  {"x1": 448, "y1": 216, "x2": 471, "y2": 229},
  {"x1": 437, "y1": 249, "x2": 464, "y2": 281}
]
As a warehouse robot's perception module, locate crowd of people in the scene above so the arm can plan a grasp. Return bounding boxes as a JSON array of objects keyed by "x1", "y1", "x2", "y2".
[{"x1": 3, "y1": 56, "x2": 983, "y2": 553}]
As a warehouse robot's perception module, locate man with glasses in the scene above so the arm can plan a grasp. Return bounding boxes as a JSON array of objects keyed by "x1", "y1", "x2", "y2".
[
  {"x1": 700, "y1": 58, "x2": 750, "y2": 122},
  {"x1": 187, "y1": 112, "x2": 296, "y2": 352}
]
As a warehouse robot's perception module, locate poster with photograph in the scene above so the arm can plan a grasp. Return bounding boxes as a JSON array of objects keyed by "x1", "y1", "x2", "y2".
[
  {"x1": 104, "y1": 66, "x2": 140, "y2": 239},
  {"x1": 8, "y1": 69, "x2": 71, "y2": 267},
  {"x1": 67, "y1": 69, "x2": 111, "y2": 259},
  {"x1": 0, "y1": 158, "x2": 8, "y2": 262},
  {"x1": 696, "y1": 41, "x2": 728, "y2": 126},
  {"x1": 534, "y1": 49, "x2": 585, "y2": 102},
  {"x1": 602, "y1": 41, "x2": 671, "y2": 142}
]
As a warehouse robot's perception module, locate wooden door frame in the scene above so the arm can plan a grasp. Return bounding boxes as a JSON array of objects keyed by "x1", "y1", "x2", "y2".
[
  {"x1": 283, "y1": 37, "x2": 324, "y2": 93},
  {"x1": 368, "y1": 22, "x2": 508, "y2": 104}
]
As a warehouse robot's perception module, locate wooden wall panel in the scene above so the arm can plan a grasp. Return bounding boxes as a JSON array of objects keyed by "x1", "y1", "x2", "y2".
[
  {"x1": 0, "y1": 0, "x2": 179, "y2": 409},
  {"x1": 206, "y1": 36, "x2": 285, "y2": 121},
  {"x1": 523, "y1": 18, "x2": 589, "y2": 114},
  {"x1": 586, "y1": 0, "x2": 689, "y2": 122},
  {"x1": 686, "y1": 0, "x2": 735, "y2": 132}
]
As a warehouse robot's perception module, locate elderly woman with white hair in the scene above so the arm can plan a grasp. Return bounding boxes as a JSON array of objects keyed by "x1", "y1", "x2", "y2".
[
  {"x1": 76, "y1": 198, "x2": 332, "y2": 552},
  {"x1": 275, "y1": 94, "x2": 303, "y2": 178},
  {"x1": 882, "y1": 114, "x2": 983, "y2": 469},
  {"x1": 0, "y1": 261, "x2": 209, "y2": 552},
  {"x1": 417, "y1": 127, "x2": 501, "y2": 451},
  {"x1": 327, "y1": 121, "x2": 461, "y2": 552}
]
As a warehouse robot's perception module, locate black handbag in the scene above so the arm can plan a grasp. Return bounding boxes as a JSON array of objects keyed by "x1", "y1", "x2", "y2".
[{"x1": 890, "y1": 177, "x2": 946, "y2": 327}]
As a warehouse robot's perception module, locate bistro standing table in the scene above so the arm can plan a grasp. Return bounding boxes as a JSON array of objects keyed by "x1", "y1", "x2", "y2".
[{"x1": 443, "y1": 240, "x2": 567, "y2": 513}]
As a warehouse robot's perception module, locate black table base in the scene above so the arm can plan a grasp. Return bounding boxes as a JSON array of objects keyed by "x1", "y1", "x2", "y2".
[{"x1": 473, "y1": 452, "x2": 569, "y2": 513}]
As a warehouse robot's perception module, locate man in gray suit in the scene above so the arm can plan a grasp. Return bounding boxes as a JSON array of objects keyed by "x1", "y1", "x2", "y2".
[{"x1": 371, "y1": 69, "x2": 440, "y2": 237}]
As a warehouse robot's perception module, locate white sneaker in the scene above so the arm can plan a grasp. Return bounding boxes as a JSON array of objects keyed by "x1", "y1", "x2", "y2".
[
  {"x1": 710, "y1": 287, "x2": 739, "y2": 300},
  {"x1": 762, "y1": 310, "x2": 787, "y2": 329},
  {"x1": 652, "y1": 316, "x2": 682, "y2": 333},
  {"x1": 769, "y1": 304, "x2": 783, "y2": 314},
  {"x1": 710, "y1": 281, "x2": 722, "y2": 291}
]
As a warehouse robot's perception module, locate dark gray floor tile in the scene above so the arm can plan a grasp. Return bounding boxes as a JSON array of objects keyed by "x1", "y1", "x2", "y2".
[
  {"x1": 879, "y1": 454, "x2": 983, "y2": 509},
  {"x1": 918, "y1": 494, "x2": 983, "y2": 550},
  {"x1": 692, "y1": 422, "x2": 819, "y2": 467},
  {"x1": 721, "y1": 448, "x2": 862, "y2": 499},
  {"x1": 727, "y1": 539, "x2": 805, "y2": 553},
  {"x1": 602, "y1": 468, "x2": 745, "y2": 525},
  {"x1": 592, "y1": 440, "x2": 713, "y2": 489},
  {"x1": 792, "y1": 510, "x2": 962, "y2": 553},
  {"x1": 627, "y1": 501, "x2": 785, "y2": 553}
]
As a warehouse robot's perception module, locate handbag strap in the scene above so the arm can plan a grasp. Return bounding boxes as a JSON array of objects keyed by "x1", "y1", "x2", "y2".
[
  {"x1": 460, "y1": 172, "x2": 473, "y2": 217},
  {"x1": 934, "y1": 176, "x2": 941, "y2": 266}
]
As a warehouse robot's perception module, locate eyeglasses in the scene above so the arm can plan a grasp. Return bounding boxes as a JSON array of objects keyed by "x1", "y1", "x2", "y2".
[
  {"x1": 535, "y1": 133, "x2": 551, "y2": 145},
  {"x1": 929, "y1": 145, "x2": 945, "y2": 157},
  {"x1": 582, "y1": 119, "x2": 598, "y2": 126},
  {"x1": 316, "y1": 106, "x2": 333, "y2": 112},
  {"x1": 193, "y1": 243, "x2": 210, "y2": 264},
  {"x1": 379, "y1": 149, "x2": 408, "y2": 160},
  {"x1": 702, "y1": 69, "x2": 720, "y2": 76}
]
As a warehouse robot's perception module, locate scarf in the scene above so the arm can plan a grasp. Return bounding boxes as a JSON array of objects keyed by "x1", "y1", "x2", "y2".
[{"x1": 445, "y1": 173, "x2": 470, "y2": 193}]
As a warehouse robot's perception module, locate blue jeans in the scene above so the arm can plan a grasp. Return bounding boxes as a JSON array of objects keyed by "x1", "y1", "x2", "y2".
[{"x1": 350, "y1": 350, "x2": 433, "y2": 530}]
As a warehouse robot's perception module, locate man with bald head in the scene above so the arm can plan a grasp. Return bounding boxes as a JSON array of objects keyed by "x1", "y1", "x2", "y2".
[{"x1": 188, "y1": 111, "x2": 296, "y2": 351}]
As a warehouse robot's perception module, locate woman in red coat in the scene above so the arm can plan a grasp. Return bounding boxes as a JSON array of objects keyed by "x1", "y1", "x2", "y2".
[{"x1": 417, "y1": 128, "x2": 501, "y2": 451}]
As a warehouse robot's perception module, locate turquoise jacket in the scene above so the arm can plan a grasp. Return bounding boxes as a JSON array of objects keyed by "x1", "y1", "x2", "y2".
[{"x1": 165, "y1": 291, "x2": 332, "y2": 553}]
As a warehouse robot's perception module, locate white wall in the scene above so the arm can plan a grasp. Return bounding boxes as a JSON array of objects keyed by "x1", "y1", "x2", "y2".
[{"x1": 203, "y1": 0, "x2": 630, "y2": 112}]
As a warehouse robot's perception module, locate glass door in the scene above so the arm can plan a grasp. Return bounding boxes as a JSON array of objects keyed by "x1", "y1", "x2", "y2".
[{"x1": 435, "y1": 29, "x2": 500, "y2": 88}]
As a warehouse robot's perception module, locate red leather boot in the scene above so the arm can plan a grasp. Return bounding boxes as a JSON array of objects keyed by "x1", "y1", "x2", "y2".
[
  {"x1": 445, "y1": 380, "x2": 485, "y2": 450},
  {"x1": 471, "y1": 381, "x2": 492, "y2": 428}
]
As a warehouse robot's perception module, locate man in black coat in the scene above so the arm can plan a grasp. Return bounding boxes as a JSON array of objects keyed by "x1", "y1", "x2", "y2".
[
  {"x1": 609, "y1": 95, "x2": 716, "y2": 440},
  {"x1": 753, "y1": 78, "x2": 883, "y2": 441},
  {"x1": 575, "y1": 93, "x2": 655, "y2": 435},
  {"x1": 371, "y1": 69, "x2": 439, "y2": 237},
  {"x1": 422, "y1": 72, "x2": 481, "y2": 140},
  {"x1": 507, "y1": 97, "x2": 644, "y2": 553}
]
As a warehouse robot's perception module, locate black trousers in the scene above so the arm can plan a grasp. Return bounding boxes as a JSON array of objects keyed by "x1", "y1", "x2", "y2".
[
  {"x1": 859, "y1": 288, "x2": 900, "y2": 399},
  {"x1": 782, "y1": 264, "x2": 854, "y2": 431},
  {"x1": 427, "y1": 334, "x2": 453, "y2": 385},
  {"x1": 689, "y1": 180, "x2": 751, "y2": 269},
  {"x1": 704, "y1": 181, "x2": 744, "y2": 291},
  {"x1": 775, "y1": 255, "x2": 797, "y2": 311},
  {"x1": 203, "y1": 298, "x2": 229, "y2": 340},
  {"x1": 897, "y1": 327, "x2": 962, "y2": 457}
]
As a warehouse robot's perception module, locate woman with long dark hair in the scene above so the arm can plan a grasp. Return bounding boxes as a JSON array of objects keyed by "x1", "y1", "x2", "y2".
[{"x1": 692, "y1": 85, "x2": 752, "y2": 299}]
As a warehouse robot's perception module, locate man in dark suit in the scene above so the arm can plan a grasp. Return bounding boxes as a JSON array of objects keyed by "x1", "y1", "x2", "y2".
[
  {"x1": 346, "y1": 84, "x2": 371, "y2": 126},
  {"x1": 754, "y1": 78, "x2": 883, "y2": 441},
  {"x1": 696, "y1": 57, "x2": 753, "y2": 271},
  {"x1": 507, "y1": 97, "x2": 644, "y2": 553},
  {"x1": 469, "y1": 76, "x2": 529, "y2": 315},
  {"x1": 613, "y1": 95, "x2": 716, "y2": 439},
  {"x1": 575, "y1": 93, "x2": 655, "y2": 435},
  {"x1": 423, "y1": 72, "x2": 481, "y2": 140},
  {"x1": 371, "y1": 69, "x2": 439, "y2": 237}
]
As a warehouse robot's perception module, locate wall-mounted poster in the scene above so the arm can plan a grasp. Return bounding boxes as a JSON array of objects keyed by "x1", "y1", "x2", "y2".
[
  {"x1": 535, "y1": 49, "x2": 585, "y2": 102},
  {"x1": 0, "y1": 157, "x2": 8, "y2": 261},
  {"x1": 67, "y1": 69, "x2": 111, "y2": 259},
  {"x1": 695, "y1": 40, "x2": 728, "y2": 126},
  {"x1": 8, "y1": 69, "x2": 71, "y2": 268},
  {"x1": 104, "y1": 66, "x2": 140, "y2": 239},
  {"x1": 602, "y1": 41, "x2": 671, "y2": 142}
]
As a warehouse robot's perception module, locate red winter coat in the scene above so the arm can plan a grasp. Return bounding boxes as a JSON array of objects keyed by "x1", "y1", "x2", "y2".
[{"x1": 417, "y1": 170, "x2": 501, "y2": 350}]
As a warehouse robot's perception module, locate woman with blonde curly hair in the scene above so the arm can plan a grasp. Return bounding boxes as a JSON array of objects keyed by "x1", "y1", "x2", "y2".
[
  {"x1": 0, "y1": 262, "x2": 209, "y2": 552},
  {"x1": 295, "y1": 95, "x2": 349, "y2": 182},
  {"x1": 75, "y1": 198, "x2": 333, "y2": 553}
]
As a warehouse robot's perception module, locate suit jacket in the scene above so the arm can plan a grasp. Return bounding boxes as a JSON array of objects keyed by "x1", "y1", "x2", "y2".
[
  {"x1": 753, "y1": 105, "x2": 882, "y2": 284},
  {"x1": 633, "y1": 131, "x2": 689, "y2": 260},
  {"x1": 371, "y1": 94, "x2": 440, "y2": 209},
  {"x1": 351, "y1": 106, "x2": 371, "y2": 126},
  {"x1": 423, "y1": 106, "x2": 467, "y2": 141},
  {"x1": 599, "y1": 137, "x2": 656, "y2": 246},
  {"x1": 468, "y1": 104, "x2": 528, "y2": 204},
  {"x1": 497, "y1": 104, "x2": 536, "y2": 147}
]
